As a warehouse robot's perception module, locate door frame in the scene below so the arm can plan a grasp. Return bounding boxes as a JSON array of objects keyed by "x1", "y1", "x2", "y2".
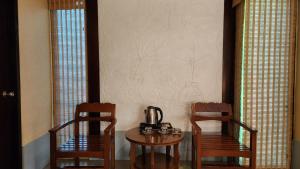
[{"x1": 13, "y1": 0, "x2": 22, "y2": 167}]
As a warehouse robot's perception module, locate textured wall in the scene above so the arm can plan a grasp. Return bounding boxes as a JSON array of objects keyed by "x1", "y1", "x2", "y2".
[
  {"x1": 99, "y1": 0, "x2": 224, "y2": 131},
  {"x1": 19, "y1": 0, "x2": 51, "y2": 146}
]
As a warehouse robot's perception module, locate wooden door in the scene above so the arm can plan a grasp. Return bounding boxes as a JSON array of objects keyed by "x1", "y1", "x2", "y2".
[{"x1": 0, "y1": 0, "x2": 22, "y2": 168}]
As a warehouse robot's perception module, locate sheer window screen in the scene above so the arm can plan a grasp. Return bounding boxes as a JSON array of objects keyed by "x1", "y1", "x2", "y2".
[
  {"x1": 237, "y1": 0, "x2": 296, "y2": 168},
  {"x1": 49, "y1": 0, "x2": 88, "y2": 144}
]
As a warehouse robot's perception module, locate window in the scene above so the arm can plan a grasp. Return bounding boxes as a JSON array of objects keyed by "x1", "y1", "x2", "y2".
[
  {"x1": 235, "y1": 0, "x2": 296, "y2": 168},
  {"x1": 49, "y1": 0, "x2": 88, "y2": 143}
]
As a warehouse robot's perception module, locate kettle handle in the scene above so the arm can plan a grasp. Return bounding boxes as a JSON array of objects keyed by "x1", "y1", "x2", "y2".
[{"x1": 156, "y1": 107, "x2": 163, "y2": 124}]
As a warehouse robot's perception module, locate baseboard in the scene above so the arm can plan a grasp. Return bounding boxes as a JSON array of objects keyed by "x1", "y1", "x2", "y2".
[{"x1": 22, "y1": 133, "x2": 50, "y2": 169}]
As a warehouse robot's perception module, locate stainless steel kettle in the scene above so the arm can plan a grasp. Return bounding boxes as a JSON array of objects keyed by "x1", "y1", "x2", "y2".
[{"x1": 144, "y1": 106, "x2": 163, "y2": 125}]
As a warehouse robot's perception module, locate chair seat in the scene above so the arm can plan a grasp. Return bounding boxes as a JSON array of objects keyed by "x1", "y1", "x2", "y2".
[
  {"x1": 200, "y1": 133, "x2": 251, "y2": 157},
  {"x1": 57, "y1": 136, "x2": 104, "y2": 157}
]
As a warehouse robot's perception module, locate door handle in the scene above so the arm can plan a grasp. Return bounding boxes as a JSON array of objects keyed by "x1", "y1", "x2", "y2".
[{"x1": 2, "y1": 91, "x2": 15, "y2": 97}]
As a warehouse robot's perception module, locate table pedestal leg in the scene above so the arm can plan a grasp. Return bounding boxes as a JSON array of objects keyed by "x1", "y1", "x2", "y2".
[
  {"x1": 142, "y1": 145, "x2": 146, "y2": 164},
  {"x1": 130, "y1": 143, "x2": 136, "y2": 169},
  {"x1": 174, "y1": 144, "x2": 180, "y2": 169},
  {"x1": 166, "y1": 146, "x2": 171, "y2": 161},
  {"x1": 150, "y1": 146, "x2": 155, "y2": 169}
]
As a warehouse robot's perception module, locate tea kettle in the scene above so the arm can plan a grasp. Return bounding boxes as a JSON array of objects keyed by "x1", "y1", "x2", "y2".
[{"x1": 144, "y1": 106, "x2": 163, "y2": 126}]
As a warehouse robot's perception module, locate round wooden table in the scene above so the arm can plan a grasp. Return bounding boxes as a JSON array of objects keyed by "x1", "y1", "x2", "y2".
[{"x1": 126, "y1": 128, "x2": 184, "y2": 169}]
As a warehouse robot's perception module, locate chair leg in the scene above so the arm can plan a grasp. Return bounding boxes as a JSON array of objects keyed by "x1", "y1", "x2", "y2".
[
  {"x1": 250, "y1": 132, "x2": 257, "y2": 169},
  {"x1": 50, "y1": 151, "x2": 56, "y2": 169},
  {"x1": 104, "y1": 155, "x2": 110, "y2": 169},
  {"x1": 104, "y1": 145, "x2": 111, "y2": 169},
  {"x1": 196, "y1": 152, "x2": 202, "y2": 169},
  {"x1": 228, "y1": 157, "x2": 235, "y2": 165},
  {"x1": 192, "y1": 135, "x2": 195, "y2": 169},
  {"x1": 250, "y1": 154, "x2": 256, "y2": 169},
  {"x1": 75, "y1": 157, "x2": 80, "y2": 166},
  {"x1": 196, "y1": 134, "x2": 202, "y2": 169},
  {"x1": 111, "y1": 141, "x2": 115, "y2": 169},
  {"x1": 50, "y1": 158, "x2": 56, "y2": 169}
]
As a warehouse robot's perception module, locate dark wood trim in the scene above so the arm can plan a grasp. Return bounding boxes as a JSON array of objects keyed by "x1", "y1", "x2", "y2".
[
  {"x1": 222, "y1": 0, "x2": 236, "y2": 134},
  {"x1": 86, "y1": 0, "x2": 101, "y2": 135},
  {"x1": 222, "y1": 0, "x2": 236, "y2": 105},
  {"x1": 0, "y1": 0, "x2": 22, "y2": 166},
  {"x1": 14, "y1": 0, "x2": 22, "y2": 167},
  {"x1": 86, "y1": 0, "x2": 100, "y2": 103}
]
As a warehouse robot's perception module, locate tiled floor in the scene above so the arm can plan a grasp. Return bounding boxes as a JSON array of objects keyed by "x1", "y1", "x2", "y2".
[{"x1": 44, "y1": 159, "x2": 191, "y2": 169}]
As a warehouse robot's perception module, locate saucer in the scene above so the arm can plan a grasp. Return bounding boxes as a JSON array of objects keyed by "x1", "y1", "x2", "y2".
[
  {"x1": 158, "y1": 130, "x2": 170, "y2": 135},
  {"x1": 142, "y1": 130, "x2": 154, "y2": 135}
]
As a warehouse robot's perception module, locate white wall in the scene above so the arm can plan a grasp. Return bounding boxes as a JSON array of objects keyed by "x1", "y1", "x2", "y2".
[
  {"x1": 18, "y1": 0, "x2": 51, "y2": 146},
  {"x1": 99, "y1": 0, "x2": 224, "y2": 131}
]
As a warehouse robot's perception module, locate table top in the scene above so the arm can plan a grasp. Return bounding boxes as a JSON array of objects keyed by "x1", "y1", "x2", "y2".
[{"x1": 125, "y1": 127, "x2": 184, "y2": 146}]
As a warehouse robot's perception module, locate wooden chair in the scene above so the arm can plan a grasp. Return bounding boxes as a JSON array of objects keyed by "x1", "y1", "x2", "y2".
[
  {"x1": 191, "y1": 102, "x2": 257, "y2": 169},
  {"x1": 49, "y1": 103, "x2": 117, "y2": 169}
]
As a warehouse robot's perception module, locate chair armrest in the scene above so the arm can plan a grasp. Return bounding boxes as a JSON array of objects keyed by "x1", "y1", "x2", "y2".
[
  {"x1": 231, "y1": 119, "x2": 257, "y2": 151},
  {"x1": 190, "y1": 119, "x2": 202, "y2": 135},
  {"x1": 104, "y1": 119, "x2": 117, "y2": 135},
  {"x1": 48, "y1": 120, "x2": 75, "y2": 134},
  {"x1": 49, "y1": 120, "x2": 74, "y2": 151},
  {"x1": 231, "y1": 119, "x2": 257, "y2": 133},
  {"x1": 103, "y1": 119, "x2": 117, "y2": 154}
]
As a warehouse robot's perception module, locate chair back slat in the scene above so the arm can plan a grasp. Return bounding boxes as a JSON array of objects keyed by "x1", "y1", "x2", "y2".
[
  {"x1": 191, "y1": 102, "x2": 232, "y2": 122},
  {"x1": 78, "y1": 116, "x2": 113, "y2": 122},
  {"x1": 75, "y1": 102, "x2": 116, "y2": 119},
  {"x1": 75, "y1": 103, "x2": 116, "y2": 120},
  {"x1": 74, "y1": 102, "x2": 116, "y2": 137}
]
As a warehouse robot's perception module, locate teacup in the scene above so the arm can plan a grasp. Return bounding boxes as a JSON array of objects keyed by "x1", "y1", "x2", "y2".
[
  {"x1": 144, "y1": 127, "x2": 153, "y2": 134},
  {"x1": 160, "y1": 126, "x2": 168, "y2": 134},
  {"x1": 172, "y1": 128, "x2": 181, "y2": 135}
]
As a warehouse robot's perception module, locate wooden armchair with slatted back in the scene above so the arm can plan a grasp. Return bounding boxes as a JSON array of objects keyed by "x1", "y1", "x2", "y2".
[
  {"x1": 49, "y1": 103, "x2": 117, "y2": 169},
  {"x1": 191, "y1": 102, "x2": 257, "y2": 169}
]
